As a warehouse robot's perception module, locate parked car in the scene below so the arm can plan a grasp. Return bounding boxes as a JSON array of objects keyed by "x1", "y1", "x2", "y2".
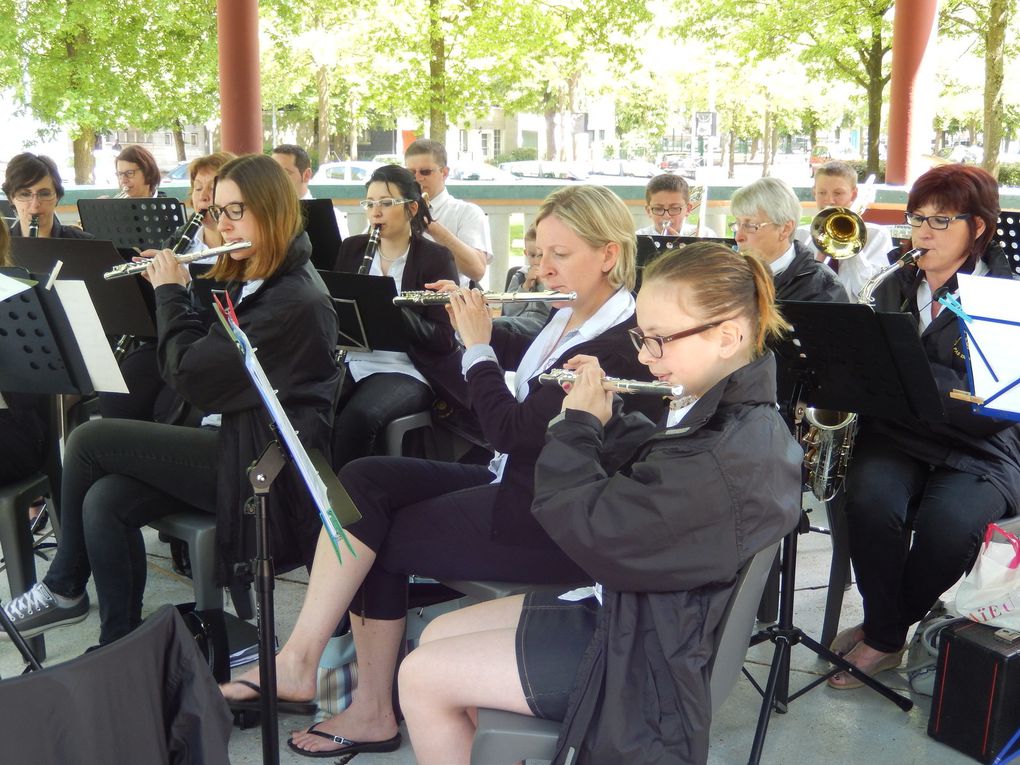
[
  {"x1": 498, "y1": 161, "x2": 588, "y2": 181},
  {"x1": 589, "y1": 159, "x2": 660, "y2": 179},
  {"x1": 448, "y1": 162, "x2": 518, "y2": 182},
  {"x1": 370, "y1": 153, "x2": 402, "y2": 165},
  {"x1": 312, "y1": 160, "x2": 384, "y2": 182},
  {"x1": 809, "y1": 144, "x2": 859, "y2": 175}
]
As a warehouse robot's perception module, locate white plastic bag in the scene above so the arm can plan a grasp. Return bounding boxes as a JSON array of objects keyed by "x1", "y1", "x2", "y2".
[{"x1": 955, "y1": 523, "x2": 1020, "y2": 629}]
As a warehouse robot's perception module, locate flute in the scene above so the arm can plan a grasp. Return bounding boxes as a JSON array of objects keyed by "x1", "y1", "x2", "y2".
[
  {"x1": 103, "y1": 240, "x2": 253, "y2": 280},
  {"x1": 393, "y1": 290, "x2": 577, "y2": 306},
  {"x1": 539, "y1": 369, "x2": 685, "y2": 398}
]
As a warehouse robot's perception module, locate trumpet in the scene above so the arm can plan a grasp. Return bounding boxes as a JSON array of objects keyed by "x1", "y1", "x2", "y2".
[
  {"x1": 28, "y1": 215, "x2": 39, "y2": 238},
  {"x1": 538, "y1": 369, "x2": 684, "y2": 398},
  {"x1": 393, "y1": 290, "x2": 577, "y2": 306},
  {"x1": 103, "y1": 240, "x2": 253, "y2": 280}
]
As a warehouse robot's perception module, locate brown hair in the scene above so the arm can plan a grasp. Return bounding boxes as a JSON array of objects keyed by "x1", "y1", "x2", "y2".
[
  {"x1": 814, "y1": 161, "x2": 858, "y2": 187},
  {"x1": 116, "y1": 145, "x2": 161, "y2": 192},
  {"x1": 2, "y1": 153, "x2": 64, "y2": 199},
  {"x1": 642, "y1": 242, "x2": 789, "y2": 357},
  {"x1": 205, "y1": 154, "x2": 302, "y2": 282},
  {"x1": 907, "y1": 163, "x2": 1000, "y2": 268},
  {"x1": 534, "y1": 185, "x2": 636, "y2": 291},
  {"x1": 188, "y1": 151, "x2": 236, "y2": 187},
  {"x1": 645, "y1": 173, "x2": 691, "y2": 203},
  {"x1": 405, "y1": 138, "x2": 448, "y2": 168},
  {"x1": 0, "y1": 219, "x2": 11, "y2": 267}
]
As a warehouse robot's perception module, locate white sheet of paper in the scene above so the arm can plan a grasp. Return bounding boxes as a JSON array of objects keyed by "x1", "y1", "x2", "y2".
[
  {"x1": 0, "y1": 272, "x2": 32, "y2": 302},
  {"x1": 53, "y1": 280, "x2": 129, "y2": 394},
  {"x1": 957, "y1": 274, "x2": 1020, "y2": 416}
]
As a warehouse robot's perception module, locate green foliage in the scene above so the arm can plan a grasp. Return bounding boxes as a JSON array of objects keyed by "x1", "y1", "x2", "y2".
[
  {"x1": 844, "y1": 159, "x2": 887, "y2": 182},
  {"x1": 997, "y1": 163, "x2": 1020, "y2": 187},
  {"x1": 494, "y1": 147, "x2": 538, "y2": 164}
]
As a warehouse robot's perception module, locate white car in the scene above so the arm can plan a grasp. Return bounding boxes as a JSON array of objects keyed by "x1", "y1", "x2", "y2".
[
  {"x1": 448, "y1": 162, "x2": 518, "y2": 182},
  {"x1": 312, "y1": 161, "x2": 385, "y2": 182}
]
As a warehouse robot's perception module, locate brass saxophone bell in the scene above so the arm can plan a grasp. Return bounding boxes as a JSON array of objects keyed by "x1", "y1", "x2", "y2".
[{"x1": 810, "y1": 206, "x2": 867, "y2": 260}]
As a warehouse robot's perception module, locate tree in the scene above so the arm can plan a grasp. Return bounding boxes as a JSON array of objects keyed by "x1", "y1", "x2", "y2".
[
  {"x1": 676, "y1": 0, "x2": 893, "y2": 175},
  {"x1": 0, "y1": 0, "x2": 219, "y2": 183},
  {"x1": 941, "y1": 0, "x2": 1020, "y2": 177}
]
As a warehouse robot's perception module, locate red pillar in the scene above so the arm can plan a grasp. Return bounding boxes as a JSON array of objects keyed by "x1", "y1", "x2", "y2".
[
  {"x1": 886, "y1": 0, "x2": 940, "y2": 185},
  {"x1": 217, "y1": 0, "x2": 262, "y2": 155}
]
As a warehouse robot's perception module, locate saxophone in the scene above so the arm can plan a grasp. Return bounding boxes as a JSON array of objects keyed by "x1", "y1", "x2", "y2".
[{"x1": 801, "y1": 247, "x2": 928, "y2": 501}]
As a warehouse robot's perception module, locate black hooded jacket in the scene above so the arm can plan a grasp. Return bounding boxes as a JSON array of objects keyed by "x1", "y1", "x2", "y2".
[{"x1": 773, "y1": 239, "x2": 849, "y2": 302}]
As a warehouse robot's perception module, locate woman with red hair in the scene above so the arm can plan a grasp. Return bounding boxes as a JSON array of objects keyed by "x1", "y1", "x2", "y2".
[{"x1": 829, "y1": 164, "x2": 1020, "y2": 688}]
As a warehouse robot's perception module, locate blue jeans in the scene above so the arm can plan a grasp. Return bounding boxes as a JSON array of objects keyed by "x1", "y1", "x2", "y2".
[
  {"x1": 43, "y1": 419, "x2": 219, "y2": 644},
  {"x1": 844, "y1": 433, "x2": 1009, "y2": 652}
]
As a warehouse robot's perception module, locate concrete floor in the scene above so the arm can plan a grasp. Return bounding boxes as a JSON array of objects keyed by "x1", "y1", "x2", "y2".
[{"x1": 1, "y1": 518, "x2": 979, "y2": 765}]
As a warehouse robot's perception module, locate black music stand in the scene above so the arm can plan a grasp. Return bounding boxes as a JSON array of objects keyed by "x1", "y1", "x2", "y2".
[
  {"x1": 316, "y1": 271, "x2": 409, "y2": 353},
  {"x1": 301, "y1": 199, "x2": 344, "y2": 271},
  {"x1": 11, "y1": 238, "x2": 156, "y2": 338},
  {"x1": 995, "y1": 210, "x2": 1020, "y2": 277},
  {"x1": 635, "y1": 234, "x2": 738, "y2": 289},
  {"x1": 77, "y1": 197, "x2": 187, "y2": 251},
  {"x1": 745, "y1": 300, "x2": 946, "y2": 764},
  {"x1": 0, "y1": 198, "x2": 14, "y2": 229}
]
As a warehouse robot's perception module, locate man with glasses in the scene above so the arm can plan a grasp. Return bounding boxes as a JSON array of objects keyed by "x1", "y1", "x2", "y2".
[
  {"x1": 729, "y1": 177, "x2": 847, "y2": 303},
  {"x1": 636, "y1": 173, "x2": 716, "y2": 237},
  {"x1": 404, "y1": 139, "x2": 491, "y2": 285},
  {"x1": 2, "y1": 153, "x2": 94, "y2": 239},
  {"x1": 271, "y1": 143, "x2": 350, "y2": 237}
]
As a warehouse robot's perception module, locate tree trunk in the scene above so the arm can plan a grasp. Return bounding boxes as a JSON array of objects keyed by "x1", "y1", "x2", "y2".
[
  {"x1": 728, "y1": 132, "x2": 736, "y2": 179},
  {"x1": 428, "y1": 0, "x2": 447, "y2": 142},
  {"x1": 542, "y1": 84, "x2": 557, "y2": 161},
  {"x1": 983, "y1": 0, "x2": 1009, "y2": 177},
  {"x1": 761, "y1": 110, "x2": 773, "y2": 177},
  {"x1": 864, "y1": 29, "x2": 885, "y2": 175},
  {"x1": 173, "y1": 120, "x2": 187, "y2": 162},
  {"x1": 72, "y1": 127, "x2": 96, "y2": 185},
  {"x1": 316, "y1": 64, "x2": 331, "y2": 164}
]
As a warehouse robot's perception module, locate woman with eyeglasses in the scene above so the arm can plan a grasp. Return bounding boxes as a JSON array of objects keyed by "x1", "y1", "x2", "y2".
[
  {"x1": 2, "y1": 153, "x2": 94, "y2": 239},
  {"x1": 729, "y1": 176, "x2": 847, "y2": 302},
  {"x1": 327, "y1": 164, "x2": 464, "y2": 472},
  {"x1": 828, "y1": 164, "x2": 1020, "y2": 689},
  {"x1": 221, "y1": 184, "x2": 659, "y2": 759},
  {"x1": 114, "y1": 145, "x2": 163, "y2": 198},
  {"x1": 1, "y1": 154, "x2": 341, "y2": 647}
]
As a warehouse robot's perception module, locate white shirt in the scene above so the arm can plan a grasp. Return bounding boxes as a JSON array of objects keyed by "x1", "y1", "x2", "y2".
[
  {"x1": 302, "y1": 189, "x2": 351, "y2": 239},
  {"x1": 917, "y1": 259, "x2": 990, "y2": 333},
  {"x1": 483, "y1": 287, "x2": 636, "y2": 482},
  {"x1": 794, "y1": 222, "x2": 893, "y2": 300},
  {"x1": 346, "y1": 246, "x2": 427, "y2": 386},
  {"x1": 636, "y1": 222, "x2": 718, "y2": 238},
  {"x1": 426, "y1": 189, "x2": 493, "y2": 286},
  {"x1": 768, "y1": 243, "x2": 797, "y2": 276}
]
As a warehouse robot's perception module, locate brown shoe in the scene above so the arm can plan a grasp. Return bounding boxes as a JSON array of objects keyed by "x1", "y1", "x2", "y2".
[
  {"x1": 829, "y1": 623, "x2": 864, "y2": 657},
  {"x1": 827, "y1": 645, "x2": 906, "y2": 690}
]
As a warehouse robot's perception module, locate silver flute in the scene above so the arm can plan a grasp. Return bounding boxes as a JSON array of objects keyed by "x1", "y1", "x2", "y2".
[
  {"x1": 393, "y1": 290, "x2": 576, "y2": 306},
  {"x1": 539, "y1": 369, "x2": 685, "y2": 398},
  {"x1": 103, "y1": 240, "x2": 253, "y2": 280}
]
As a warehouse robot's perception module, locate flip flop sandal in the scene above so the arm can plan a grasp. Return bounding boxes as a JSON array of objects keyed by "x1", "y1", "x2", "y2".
[
  {"x1": 286, "y1": 722, "x2": 402, "y2": 759},
  {"x1": 827, "y1": 647, "x2": 906, "y2": 690},
  {"x1": 224, "y1": 679, "x2": 317, "y2": 715}
]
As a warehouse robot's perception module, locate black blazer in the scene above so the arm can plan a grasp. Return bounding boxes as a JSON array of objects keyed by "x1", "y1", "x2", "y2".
[
  {"x1": 333, "y1": 234, "x2": 467, "y2": 408},
  {"x1": 774, "y1": 240, "x2": 849, "y2": 302}
]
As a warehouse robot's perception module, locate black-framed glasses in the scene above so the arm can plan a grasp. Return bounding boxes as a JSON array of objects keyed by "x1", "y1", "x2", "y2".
[
  {"x1": 904, "y1": 212, "x2": 972, "y2": 230},
  {"x1": 114, "y1": 169, "x2": 139, "y2": 180},
  {"x1": 359, "y1": 198, "x2": 411, "y2": 210},
  {"x1": 648, "y1": 205, "x2": 689, "y2": 216},
  {"x1": 13, "y1": 189, "x2": 56, "y2": 202},
  {"x1": 627, "y1": 323, "x2": 720, "y2": 358},
  {"x1": 208, "y1": 202, "x2": 246, "y2": 222},
  {"x1": 729, "y1": 220, "x2": 776, "y2": 234}
]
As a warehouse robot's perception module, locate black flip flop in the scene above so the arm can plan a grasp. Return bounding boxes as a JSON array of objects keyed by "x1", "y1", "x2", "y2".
[
  {"x1": 225, "y1": 679, "x2": 317, "y2": 716},
  {"x1": 286, "y1": 722, "x2": 402, "y2": 759}
]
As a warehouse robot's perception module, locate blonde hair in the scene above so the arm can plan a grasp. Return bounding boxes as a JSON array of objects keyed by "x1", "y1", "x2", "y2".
[
  {"x1": 206, "y1": 154, "x2": 302, "y2": 282},
  {"x1": 643, "y1": 242, "x2": 789, "y2": 357},
  {"x1": 534, "y1": 185, "x2": 636, "y2": 291},
  {"x1": 0, "y1": 221, "x2": 10, "y2": 267},
  {"x1": 188, "y1": 151, "x2": 236, "y2": 187}
]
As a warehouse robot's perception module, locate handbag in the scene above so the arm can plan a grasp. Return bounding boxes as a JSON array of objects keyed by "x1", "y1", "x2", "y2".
[{"x1": 954, "y1": 523, "x2": 1020, "y2": 630}]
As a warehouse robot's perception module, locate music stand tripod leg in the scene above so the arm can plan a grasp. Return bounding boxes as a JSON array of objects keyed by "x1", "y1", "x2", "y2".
[
  {"x1": 245, "y1": 440, "x2": 287, "y2": 765},
  {"x1": 0, "y1": 601, "x2": 44, "y2": 675},
  {"x1": 745, "y1": 515, "x2": 912, "y2": 765}
]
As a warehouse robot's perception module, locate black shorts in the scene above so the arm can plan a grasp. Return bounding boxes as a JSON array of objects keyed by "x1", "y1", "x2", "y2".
[{"x1": 515, "y1": 590, "x2": 600, "y2": 721}]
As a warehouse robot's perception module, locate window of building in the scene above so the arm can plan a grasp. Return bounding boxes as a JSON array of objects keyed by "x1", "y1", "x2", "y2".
[{"x1": 493, "y1": 129, "x2": 503, "y2": 158}]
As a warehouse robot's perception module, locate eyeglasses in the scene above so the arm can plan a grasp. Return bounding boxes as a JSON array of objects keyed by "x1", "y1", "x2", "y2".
[
  {"x1": 13, "y1": 189, "x2": 56, "y2": 202},
  {"x1": 904, "y1": 212, "x2": 972, "y2": 230},
  {"x1": 627, "y1": 323, "x2": 720, "y2": 358},
  {"x1": 115, "y1": 169, "x2": 139, "y2": 180},
  {"x1": 409, "y1": 168, "x2": 440, "y2": 177},
  {"x1": 208, "y1": 202, "x2": 246, "y2": 222},
  {"x1": 360, "y1": 198, "x2": 412, "y2": 210},
  {"x1": 648, "y1": 205, "x2": 689, "y2": 216},
  {"x1": 729, "y1": 221, "x2": 777, "y2": 234}
]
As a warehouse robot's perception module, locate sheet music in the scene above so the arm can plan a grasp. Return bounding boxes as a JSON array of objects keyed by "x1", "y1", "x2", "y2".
[
  {"x1": 52, "y1": 280, "x2": 129, "y2": 393},
  {"x1": 0, "y1": 272, "x2": 32, "y2": 302},
  {"x1": 957, "y1": 274, "x2": 1020, "y2": 418}
]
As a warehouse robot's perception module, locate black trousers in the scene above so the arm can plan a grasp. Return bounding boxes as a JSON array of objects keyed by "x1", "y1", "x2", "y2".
[
  {"x1": 844, "y1": 434, "x2": 1009, "y2": 652},
  {"x1": 339, "y1": 456, "x2": 590, "y2": 620},
  {"x1": 0, "y1": 412, "x2": 45, "y2": 484},
  {"x1": 330, "y1": 372, "x2": 433, "y2": 472},
  {"x1": 43, "y1": 419, "x2": 219, "y2": 644}
]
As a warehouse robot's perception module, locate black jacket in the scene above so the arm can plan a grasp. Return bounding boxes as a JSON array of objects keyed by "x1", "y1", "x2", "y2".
[
  {"x1": 532, "y1": 352, "x2": 803, "y2": 764},
  {"x1": 11, "y1": 216, "x2": 95, "y2": 239},
  {"x1": 333, "y1": 234, "x2": 468, "y2": 408},
  {"x1": 155, "y1": 233, "x2": 340, "y2": 580},
  {"x1": 774, "y1": 240, "x2": 849, "y2": 302},
  {"x1": 466, "y1": 311, "x2": 664, "y2": 547},
  {"x1": 866, "y1": 241, "x2": 1020, "y2": 509}
]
